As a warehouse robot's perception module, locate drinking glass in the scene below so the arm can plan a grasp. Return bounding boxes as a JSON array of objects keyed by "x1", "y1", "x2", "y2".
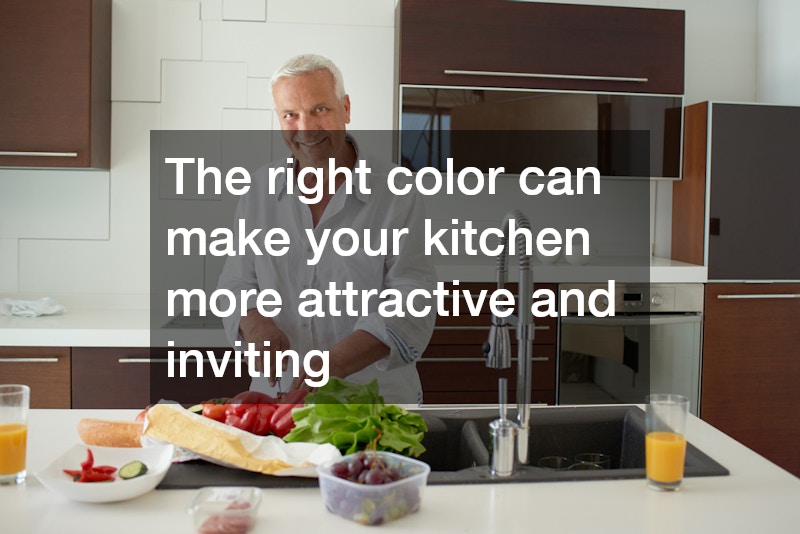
[
  {"x1": 645, "y1": 393, "x2": 689, "y2": 491},
  {"x1": 0, "y1": 385, "x2": 30, "y2": 485}
]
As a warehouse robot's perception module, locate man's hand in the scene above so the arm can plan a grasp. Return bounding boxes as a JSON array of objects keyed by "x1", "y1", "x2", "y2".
[
  {"x1": 238, "y1": 309, "x2": 291, "y2": 387},
  {"x1": 288, "y1": 330, "x2": 390, "y2": 392}
]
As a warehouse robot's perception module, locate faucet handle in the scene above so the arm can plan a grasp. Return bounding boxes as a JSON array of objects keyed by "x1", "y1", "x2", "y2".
[{"x1": 484, "y1": 320, "x2": 512, "y2": 369}]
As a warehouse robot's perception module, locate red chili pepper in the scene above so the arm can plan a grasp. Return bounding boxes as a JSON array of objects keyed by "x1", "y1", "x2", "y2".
[
  {"x1": 80, "y1": 448, "x2": 95, "y2": 471},
  {"x1": 93, "y1": 465, "x2": 118, "y2": 475},
  {"x1": 67, "y1": 449, "x2": 120, "y2": 482},
  {"x1": 83, "y1": 470, "x2": 115, "y2": 483}
]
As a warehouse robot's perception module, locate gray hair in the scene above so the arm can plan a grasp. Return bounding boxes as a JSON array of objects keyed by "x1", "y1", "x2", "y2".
[{"x1": 270, "y1": 54, "x2": 346, "y2": 101}]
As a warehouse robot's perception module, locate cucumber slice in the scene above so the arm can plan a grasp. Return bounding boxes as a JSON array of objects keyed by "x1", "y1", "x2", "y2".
[{"x1": 119, "y1": 460, "x2": 148, "y2": 479}]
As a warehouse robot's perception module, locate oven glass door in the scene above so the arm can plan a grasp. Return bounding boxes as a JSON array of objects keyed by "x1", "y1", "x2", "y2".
[{"x1": 558, "y1": 314, "x2": 702, "y2": 415}]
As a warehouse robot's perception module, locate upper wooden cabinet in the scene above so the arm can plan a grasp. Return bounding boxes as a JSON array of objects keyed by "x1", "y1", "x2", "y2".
[
  {"x1": 399, "y1": 0, "x2": 685, "y2": 95},
  {"x1": 0, "y1": 0, "x2": 111, "y2": 169},
  {"x1": 673, "y1": 102, "x2": 800, "y2": 279}
]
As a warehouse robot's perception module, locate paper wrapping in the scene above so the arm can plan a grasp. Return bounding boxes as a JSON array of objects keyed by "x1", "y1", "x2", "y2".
[{"x1": 142, "y1": 403, "x2": 341, "y2": 477}]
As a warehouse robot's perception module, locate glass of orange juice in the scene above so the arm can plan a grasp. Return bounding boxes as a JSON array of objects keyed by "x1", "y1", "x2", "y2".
[
  {"x1": 0, "y1": 385, "x2": 30, "y2": 485},
  {"x1": 645, "y1": 393, "x2": 689, "y2": 491}
]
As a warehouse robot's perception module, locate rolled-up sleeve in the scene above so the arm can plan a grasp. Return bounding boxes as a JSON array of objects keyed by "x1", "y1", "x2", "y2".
[
  {"x1": 217, "y1": 196, "x2": 260, "y2": 347},
  {"x1": 354, "y1": 191, "x2": 437, "y2": 371}
]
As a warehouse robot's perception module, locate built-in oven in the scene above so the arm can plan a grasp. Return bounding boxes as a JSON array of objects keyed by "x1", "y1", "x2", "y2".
[{"x1": 557, "y1": 283, "x2": 703, "y2": 415}]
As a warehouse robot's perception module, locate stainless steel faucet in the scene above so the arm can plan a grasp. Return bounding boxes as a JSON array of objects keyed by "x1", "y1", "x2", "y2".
[{"x1": 483, "y1": 209, "x2": 535, "y2": 466}]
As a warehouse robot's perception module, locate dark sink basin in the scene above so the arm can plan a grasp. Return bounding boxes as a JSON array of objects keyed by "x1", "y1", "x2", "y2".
[
  {"x1": 158, "y1": 405, "x2": 727, "y2": 489},
  {"x1": 417, "y1": 405, "x2": 729, "y2": 485}
]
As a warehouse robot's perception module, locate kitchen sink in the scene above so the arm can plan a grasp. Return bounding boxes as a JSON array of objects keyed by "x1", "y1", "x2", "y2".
[
  {"x1": 158, "y1": 405, "x2": 728, "y2": 489},
  {"x1": 419, "y1": 405, "x2": 729, "y2": 485}
]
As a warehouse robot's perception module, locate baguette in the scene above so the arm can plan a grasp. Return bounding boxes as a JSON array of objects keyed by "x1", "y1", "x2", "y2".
[{"x1": 77, "y1": 418, "x2": 144, "y2": 448}]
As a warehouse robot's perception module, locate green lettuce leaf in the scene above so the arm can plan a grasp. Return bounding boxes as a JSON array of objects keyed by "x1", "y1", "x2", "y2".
[{"x1": 283, "y1": 377, "x2": 427, "y2": 457}]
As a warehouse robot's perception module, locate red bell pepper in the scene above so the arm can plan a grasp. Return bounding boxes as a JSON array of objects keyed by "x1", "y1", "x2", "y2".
[
  {"x1": 224, "y1": 403, "x2": 254, "y2": 431},
  {"x1": 269, "y1": 391, "x2": 307, "y2": 439},
  {"x1": 224, "y1": 402, "x2": 278, "y2": 436},
  {"x1": 211, "y1": 389, "x2": 306, "y2": 437}
]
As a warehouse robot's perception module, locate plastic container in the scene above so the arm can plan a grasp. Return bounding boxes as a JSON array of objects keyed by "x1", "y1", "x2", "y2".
[
  {"x1": 188, "y1": 486, "x2": 261, "y2": 533},
  {"x1": 317, "y1": 451, "x2": 430, "y2": 526}
]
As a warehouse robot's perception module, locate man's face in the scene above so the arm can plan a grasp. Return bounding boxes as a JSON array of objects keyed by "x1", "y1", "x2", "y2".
[{"x1": 272, "y1": 69, "x2": 351, "y2": 168}]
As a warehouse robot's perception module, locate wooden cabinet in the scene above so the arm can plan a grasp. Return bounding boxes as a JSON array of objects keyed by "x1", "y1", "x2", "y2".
[
  {"x1": 0, "y1": 347, "x2": 71, "y2": 408},
  {"x1": 701, "y1": 284, "x2": 800, "y2": 477},
  {"x1": 0, "y1": 0, "x2": 111, "y2": 169},
  {"x1": 399, "y1": 0, "x2": 684, "y2": 94},
  {"x1": 418, "y1": 283, "x2": 558, "y2": 405},
  {"x1": 71, "y1": 347, "x2": 250, "y2": 408},
  {"x1": 673, "y1": 102, "x2": 800, "y2": 278}
]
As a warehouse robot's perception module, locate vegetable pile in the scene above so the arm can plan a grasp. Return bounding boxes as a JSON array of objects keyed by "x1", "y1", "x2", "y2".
[
  {"x1": 283, "y1": 378, "x2": 428, "y2": 457},
  {"x1": 63, "y1": 449, "x2": 148, "y2": 483},
  {"x1": 195, "y1": 389, "x2": 307, "y2": 438}
]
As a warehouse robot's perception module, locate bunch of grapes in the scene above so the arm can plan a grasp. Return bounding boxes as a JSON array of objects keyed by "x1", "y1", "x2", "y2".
[
  {"x1": 330, "y1": 451, "x2": 405, "y2": 485},
  {"x1": 322, "y1": 452, "x2": 424, "y2": 525}
]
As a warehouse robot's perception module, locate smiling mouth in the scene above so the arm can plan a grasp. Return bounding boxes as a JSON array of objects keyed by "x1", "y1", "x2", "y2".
[{"x1": 297, "y1": 137, "x2": 326, "y2": 148}]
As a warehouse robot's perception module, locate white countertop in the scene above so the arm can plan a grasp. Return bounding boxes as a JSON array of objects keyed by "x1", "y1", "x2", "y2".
[{"x1": 3, "y1": 407, "x2": 798, "y2": 534}]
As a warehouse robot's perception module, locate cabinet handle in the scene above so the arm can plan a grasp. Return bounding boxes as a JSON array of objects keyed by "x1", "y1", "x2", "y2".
[
  {"x1": 0, "y1": 358, "x2": 60, "y2": 363},
  {"x1": 0, "y1": 151, "x2": 79, "y2": 157},
  {"x1": 117, "y1": 357, "x2": 219, "y2": 364},
  {"x1": 443, "y1": 69, "x2": 648, "y2": 84},
  {"x1": 421, "y1": 357, "x2": 550, "y2": 363},
  {"x1": 717, "y1": 294, "x2": 800, "y2": 300},
  {"x1": 435, "y1": 325, "x2": 551, "y2": 331}
]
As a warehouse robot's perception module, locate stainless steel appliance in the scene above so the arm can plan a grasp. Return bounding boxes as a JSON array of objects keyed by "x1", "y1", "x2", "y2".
[{"x1": 558, "y1": 283, "x2": 703, "y2": 415}]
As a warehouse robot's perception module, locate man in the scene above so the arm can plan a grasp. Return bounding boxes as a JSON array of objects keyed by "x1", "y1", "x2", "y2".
[{"x1": 218, "y1": 54, "x2": 436, "y2": 404}]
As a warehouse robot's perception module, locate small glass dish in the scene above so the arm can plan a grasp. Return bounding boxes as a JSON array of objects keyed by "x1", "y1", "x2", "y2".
[
  {"x1": 317, "y1": 451, "x2": 430, "y2": 526},
  {"x1": 188, "y1": 486, "x2": 261, "y2": 533},
  {"x1": 537, "y1": 456, "x2": 571, "y2": 471},
  {"x1": 574, "y1": 452, "x2": 611, "y2": 469}
]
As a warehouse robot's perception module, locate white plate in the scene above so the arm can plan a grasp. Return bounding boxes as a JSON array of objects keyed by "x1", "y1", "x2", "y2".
[{"x1": 35, "y1": 443, "x2": 174, "y2": 503}]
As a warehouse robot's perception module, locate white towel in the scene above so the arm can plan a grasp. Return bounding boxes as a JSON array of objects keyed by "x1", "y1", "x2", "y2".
[{"x1": 0, "y1": 297, "x2": 66, "y2": 317}]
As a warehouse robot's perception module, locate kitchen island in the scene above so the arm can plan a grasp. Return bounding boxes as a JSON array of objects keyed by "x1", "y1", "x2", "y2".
[{"x1": 4, "y1": 407, "x2": 798, "y2": 533}]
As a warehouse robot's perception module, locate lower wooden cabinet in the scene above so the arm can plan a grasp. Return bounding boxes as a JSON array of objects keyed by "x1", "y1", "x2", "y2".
[
  {"x1": 0, "y1": 346, "x2": 71, "y2": 408},
  {"x1": 71, "y1": 347, "x2": 250, "y2": 408},
  {"x1": 418, "y1": 283, "x2": 558, "y2": 405},
  {"x1": 418, "y1": 345, "x2": 556, "y2": 405},
  {"x1": 701, "y1": 283, "x2": 800, "y2": 477}
]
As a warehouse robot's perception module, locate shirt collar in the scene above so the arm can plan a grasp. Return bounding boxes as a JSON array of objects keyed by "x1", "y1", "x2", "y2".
[{"x1": 276, "y1": 134, "x2": 369, "y2": 204}]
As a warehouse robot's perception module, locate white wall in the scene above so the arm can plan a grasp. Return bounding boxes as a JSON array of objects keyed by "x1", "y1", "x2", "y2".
[
  {"x1": 757, "y1": 0, "x2": 800, "y2": 104},
  {"x1": 0, "y1": 0, "x2": 769, "y2": 299}
]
